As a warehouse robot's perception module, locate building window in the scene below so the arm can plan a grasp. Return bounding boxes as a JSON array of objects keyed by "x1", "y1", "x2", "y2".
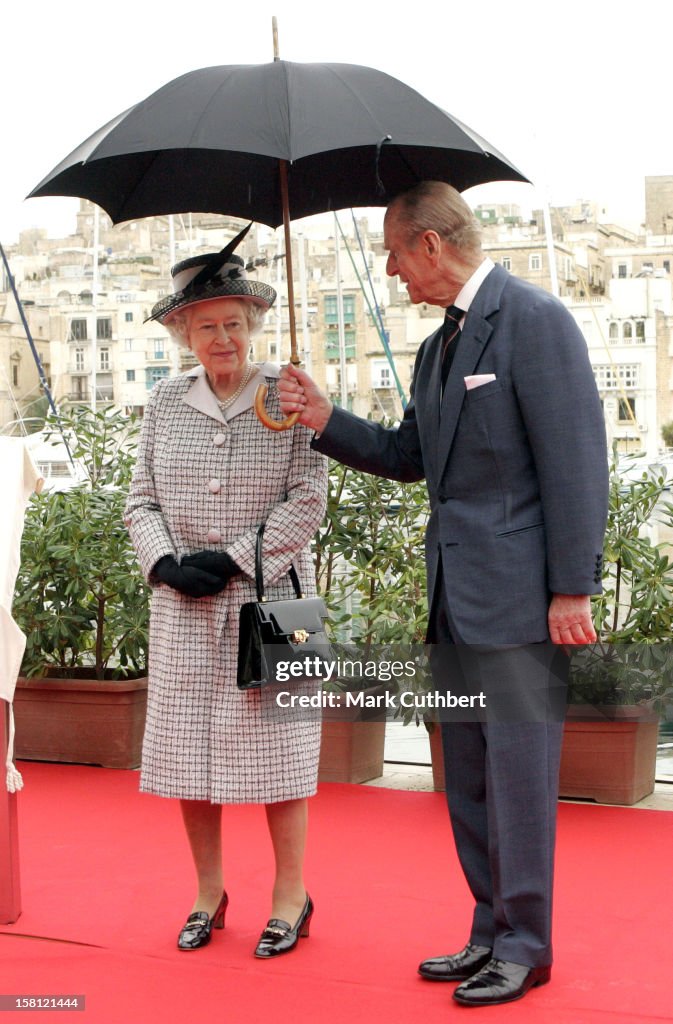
[
  {"x1": 664, "y1": 261, "x2": 670, "y2": 274},
  {"x1": 99, "y1": 348, "x2": 110, "y2": 371},
  {"x1": 324, "y1": 294, "x2": 356, "y2": 325},
  {"x1": 609, "y1": 322, "x2": 618, "y2": 342},
  {"x1": 325, "y1": 329, "x2": 356, "y2": 361},
  {"x1": 594, "y1": 364, "x2": 639, "y2": 391},
  {"x1": 124, "y1": 339, "x2": 133, "y2": 352},
  {"x1": 154, "y1": 338, "x2": 165, "y2": 360},
  {"x1": 635, "y1": 320, "x2": 645, "y2": 342},
  {"x1": 618, "y1": 397, "x2": 636, "y2": 422},
  {"x1": 125, "y1": 312, "x2": 134, "y2": 323},
  {"x1": 75, "y1": 348, "x2": 85, "y2": 372},
  {"x1": 618, "y1": 264, "x2": 628, "y2": 278},
  {"x1": 12, "y1": 364, "x2": 19, "y2": 386},
  {"x1": 146, "y1": 366, "x2": 170, "y2": 389},
  {"x1": 529, "y1": 254, "x2": 542, "y2": 271},
  {"x1": 623, "y1": 321, "x2": 633, "y2": 342},
  {"x1": 69, "y1": 318, "x2": 87, "y2": 341},
  {"x1": 371, "y1": 360, "x2": 392, "y2": 389},
  {"x1": 97, "y1": 317, "x2": 112, "y2": 340},
  {"x1": 126, "y1": 369, "x2": 136, "y2": 382},
  {"x1": 502, "y1": 257, "x2": 511, "y2": 271}
]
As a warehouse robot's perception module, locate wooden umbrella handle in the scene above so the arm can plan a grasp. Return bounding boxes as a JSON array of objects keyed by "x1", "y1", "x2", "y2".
[
  {"x1": 255, "y1": 156, "x2": 301, "y2": 431},
  {"x1": 254, "y1": 383, "x2": 300, "y2": 431}
]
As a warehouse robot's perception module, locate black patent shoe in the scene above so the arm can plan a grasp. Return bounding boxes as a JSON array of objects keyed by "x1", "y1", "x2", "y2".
[
  {"x1": 177, "y1": 891, "x2": 228, "y2": 950},
  {"x1": 453, "y1": 958, "x2": 551, "y2": 1006},
  {"x1": 254, "y1": 895, "x2": 313, "y2": 958},
  {"x1": 419, "y1": 943, "x2": 493, "y2": 981}
]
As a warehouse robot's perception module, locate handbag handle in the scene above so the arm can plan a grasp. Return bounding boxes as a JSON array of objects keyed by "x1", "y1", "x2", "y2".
[{"x1": 255, "y1": 523, "x2": 303, "y2": 603}]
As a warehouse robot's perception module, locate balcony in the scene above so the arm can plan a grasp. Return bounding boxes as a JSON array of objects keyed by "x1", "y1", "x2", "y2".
[{"x1": 325, "y1": 345, "x2": 356, "y2": 361}]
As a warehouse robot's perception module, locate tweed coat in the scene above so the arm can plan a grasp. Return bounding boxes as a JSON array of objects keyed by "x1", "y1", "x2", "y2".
[{"x1": 125, "y1": 363, "x2": 328, "y2": 804}]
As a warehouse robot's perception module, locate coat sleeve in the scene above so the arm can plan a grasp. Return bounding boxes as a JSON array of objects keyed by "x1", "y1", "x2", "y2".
[
  {"x1": 312, "y1": 344, "x2": 426, "y2": 482},
  {"x1": 124, "y1": 382, "x2": 176, "y2": 582},
  {"x1": 225, "y1": 422, "x2": 328, "y2": 587},
  {"x1": 511, "y1": 294, "x2": 608, "y2": 595}
]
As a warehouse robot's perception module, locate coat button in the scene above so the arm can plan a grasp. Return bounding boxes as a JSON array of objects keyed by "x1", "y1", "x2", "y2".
[
  {"x1": 208, "y1": 478, "x2": 221, "y2": 494},
  {"x1": 207, "y1": 529, "x2": 222, "y2": 543},
  {"x1": 213, "y1": 433, "x2": 226, "y2": 446}
]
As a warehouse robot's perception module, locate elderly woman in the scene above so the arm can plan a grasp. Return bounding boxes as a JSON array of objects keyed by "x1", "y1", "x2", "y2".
[{"x1": 124, "y1": 227, "x2": 327, "y2": 958}]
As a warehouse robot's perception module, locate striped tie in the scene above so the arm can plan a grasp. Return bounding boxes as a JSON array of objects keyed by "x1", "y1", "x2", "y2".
[{"x1": 441, "y1": 305, "x2": 464, "y2": 391}]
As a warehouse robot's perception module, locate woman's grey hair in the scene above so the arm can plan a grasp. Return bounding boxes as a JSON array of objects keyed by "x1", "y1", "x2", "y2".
[
  {"x1": 164, "y1": 299, "x2": 267, "y2": 348},
  {"x1": 388, "y1": 181, "x2": 483, "y2": 256}
]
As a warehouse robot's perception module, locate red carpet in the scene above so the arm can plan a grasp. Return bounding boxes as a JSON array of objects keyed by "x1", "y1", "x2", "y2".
[{"x1": 0, "y1": 762, "x2": 671, "y2": 1023}]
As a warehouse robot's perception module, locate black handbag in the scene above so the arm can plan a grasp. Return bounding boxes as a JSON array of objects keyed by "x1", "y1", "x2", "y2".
[{"x1": 237, "y1": 524, "x2": 331, "y2": 689}]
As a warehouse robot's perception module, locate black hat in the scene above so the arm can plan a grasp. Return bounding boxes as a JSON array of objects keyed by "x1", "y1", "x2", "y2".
[{"x1": 148, "y1": 222, "x2": 276, "y2": 323}]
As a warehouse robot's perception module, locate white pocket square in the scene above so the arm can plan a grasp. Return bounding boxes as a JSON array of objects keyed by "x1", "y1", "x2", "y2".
[{"x1": 464, "y1": 374, "x2": 496, "y2": 391}]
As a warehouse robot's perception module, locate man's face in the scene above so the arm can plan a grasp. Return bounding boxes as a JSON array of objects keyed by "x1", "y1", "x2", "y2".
[{"x1": 384, "y1": 208, "x2": 437, "y2": 305}]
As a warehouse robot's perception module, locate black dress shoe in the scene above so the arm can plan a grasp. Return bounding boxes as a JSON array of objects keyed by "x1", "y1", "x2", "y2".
[
  {"x1": 177, "y1": 891, "x2": 228, "y2": 950},
  {"x1": 453, "y1": 958, "x2": 551, "y2": 1006},
  {"x1": 254, "y1": 895, "x2": 313, "y2": 959},
  {"x1": 418, "y1": 943, "x2": 492, "y2": 981}
]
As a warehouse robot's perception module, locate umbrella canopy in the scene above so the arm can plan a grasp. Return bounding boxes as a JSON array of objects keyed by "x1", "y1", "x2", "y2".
[{"x1": 28, "y1": 61, "x2": 528, "y2": 228}]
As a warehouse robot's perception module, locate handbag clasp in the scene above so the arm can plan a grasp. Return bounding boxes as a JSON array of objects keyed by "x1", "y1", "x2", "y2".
[{"x1": 292, "y1": 629, "x2": 310, "y2": 644}]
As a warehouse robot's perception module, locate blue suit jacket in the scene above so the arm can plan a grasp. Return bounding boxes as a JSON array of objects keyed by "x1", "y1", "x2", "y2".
[{"x1": 314, "y1": 265, "x2": 608, "y2": 645}]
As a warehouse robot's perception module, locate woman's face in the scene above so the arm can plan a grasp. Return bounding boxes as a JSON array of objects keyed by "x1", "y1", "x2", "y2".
[{"x1": 186, "y1": 298, "x2": 251, "y2": 380}]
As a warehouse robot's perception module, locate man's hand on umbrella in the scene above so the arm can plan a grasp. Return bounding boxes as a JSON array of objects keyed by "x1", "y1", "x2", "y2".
[{"x1": 278, "y1": 365, "x2": 333, "y2": 434}]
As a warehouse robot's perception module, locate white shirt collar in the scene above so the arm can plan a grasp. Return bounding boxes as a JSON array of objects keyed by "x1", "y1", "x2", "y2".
[
  {"x1": 182, "y1": 362, "x2": 280, "y2": 423},
  {"x1": 453, "y1": 257, "x2": 495, "y2": 316}
]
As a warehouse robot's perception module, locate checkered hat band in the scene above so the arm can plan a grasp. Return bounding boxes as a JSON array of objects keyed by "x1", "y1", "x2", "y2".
[{"x1": 151, "y1": 277, "x2": 276, "y2": 323}]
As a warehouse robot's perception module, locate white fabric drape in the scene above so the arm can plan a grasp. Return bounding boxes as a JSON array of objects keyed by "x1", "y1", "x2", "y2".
[{"x1": 0, "y1": 438, "x2": 43, "y2": 791}]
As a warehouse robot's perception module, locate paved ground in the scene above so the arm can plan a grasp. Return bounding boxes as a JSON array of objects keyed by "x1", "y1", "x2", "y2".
[{"x1": 373, "y1": 720, "x2": 673, "y2": 810}]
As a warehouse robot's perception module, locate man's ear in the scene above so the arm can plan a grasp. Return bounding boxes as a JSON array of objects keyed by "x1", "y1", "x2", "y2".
[{"x1": 420, "y1": 229, "x2": 442, "y2": 263}]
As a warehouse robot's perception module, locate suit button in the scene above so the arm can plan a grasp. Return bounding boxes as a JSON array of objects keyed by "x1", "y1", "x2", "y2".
[
  {"x1": 213, "y1": 433, "x2": 226, "y2": 446},
  {"x1": 207, "y1": 529, "x2": 222, "y2": 543},
  {"x1": 208, "y1": 478, "x2": 221, "y2": 494},
  {"x1": 439, "y1": 495, "x2": 448, "y2": 504}
]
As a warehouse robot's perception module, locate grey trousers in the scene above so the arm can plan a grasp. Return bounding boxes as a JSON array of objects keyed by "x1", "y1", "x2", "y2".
[{"x1": 428, "y1": 573, "x2": 568, "y2": 967}]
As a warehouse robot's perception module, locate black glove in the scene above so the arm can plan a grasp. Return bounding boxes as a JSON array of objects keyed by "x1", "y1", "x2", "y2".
[
  {"x1": 153, "y1": 555, "x2": 227, "y2": 598},
  {"x1": 180, "y1": 550, "x2": 241, "y2": 583}
]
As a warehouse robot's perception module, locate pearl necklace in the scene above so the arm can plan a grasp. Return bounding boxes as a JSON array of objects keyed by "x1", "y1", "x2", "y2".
[{"x1": 216, "y1": 363, "x2": 256, "y2": 411}]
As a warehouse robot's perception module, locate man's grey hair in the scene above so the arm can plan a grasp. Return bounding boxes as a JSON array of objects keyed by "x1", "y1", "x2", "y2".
[
  {"x1": 388, "y1": 181, "x2": 483, "y2": 255},
  {"x1": 164, "y1": 299, "x2": 267, "y2": 348}
]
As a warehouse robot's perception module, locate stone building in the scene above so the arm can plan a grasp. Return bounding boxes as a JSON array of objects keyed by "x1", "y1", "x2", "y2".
[
  {"x1": 645, "y1": 176, "x2": 673, "y2": 235},
  {"x1": 3, "y1": 184, "x2": 673, "y2": 458}
]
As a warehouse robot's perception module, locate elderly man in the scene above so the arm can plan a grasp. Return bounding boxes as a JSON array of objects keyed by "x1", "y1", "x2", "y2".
[{"x1": 278, "y1": 181, "x2": 607, "y2": 1007}]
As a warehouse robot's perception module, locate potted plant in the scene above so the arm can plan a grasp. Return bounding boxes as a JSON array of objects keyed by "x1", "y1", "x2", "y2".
[
  {"x1": 315, "y1": 460, "x2": 431, "y2": 784},
  {"x1": 12, "y1": 406, "x2": 150, "y2": 769},
  {"x1": 560, "y1": 451, "x2": 673, "y2": 803}
]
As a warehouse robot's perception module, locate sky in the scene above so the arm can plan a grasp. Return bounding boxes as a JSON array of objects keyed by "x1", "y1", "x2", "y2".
[{"x1": 2, "y1": 0, "x2": 671, "y2": 245}]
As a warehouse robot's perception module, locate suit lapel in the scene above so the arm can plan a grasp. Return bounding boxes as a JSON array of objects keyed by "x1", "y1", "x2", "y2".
[
  {"x1": 435, "y1": 265, "x2": 508, "y2": 481},
  {"x1": 435, "y1": 317, "x2": 492, "y2": 478}
]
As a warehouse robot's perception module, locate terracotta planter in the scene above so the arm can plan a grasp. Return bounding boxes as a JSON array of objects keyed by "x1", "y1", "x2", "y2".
[
  {"x1": 318, "y1": 686, "x2": 387, "y2": 784},
  {"x1": 559, "y1": 704, "x2": 659, "y2": 805},
  {"x1": 14, "y1": 674, "x2": 148, "y2": 770}
]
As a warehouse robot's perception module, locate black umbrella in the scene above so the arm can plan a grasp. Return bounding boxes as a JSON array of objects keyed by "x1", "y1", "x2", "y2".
[
  {"x1": 29, "y1": 55, "x2": 527, "y2": 428},
  {"x1": 29, "y1": 62, "x2": 526, "y2": 227}
]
